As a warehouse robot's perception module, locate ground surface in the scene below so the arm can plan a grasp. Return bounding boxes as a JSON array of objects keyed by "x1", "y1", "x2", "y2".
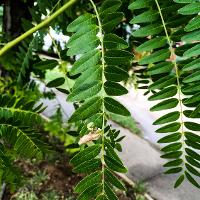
[{"x1": 6, "y1": 154, "x2": 142, "y2": 200}]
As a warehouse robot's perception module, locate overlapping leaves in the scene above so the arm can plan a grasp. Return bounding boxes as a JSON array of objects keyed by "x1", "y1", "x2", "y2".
[
  {"x1": 0, "y1": 93, "x2": 49, "y2": 186},
  {"x1": 175, "y1": 0, "x2": 200, "y2": 188},
  {"x1": 0, "y1": 94, "x2": 48, "y2": 159},
  {"x1": 129, "y1": 0, "x2": 200, "y2": 189},
  {"x1": 66, "y1": 0, "x2": 132, "y2": 199}
]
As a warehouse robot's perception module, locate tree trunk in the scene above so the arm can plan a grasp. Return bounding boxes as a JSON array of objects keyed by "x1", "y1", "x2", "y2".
[{"x1": 3, "y1": 0, "x2": 34, "y2": 39}]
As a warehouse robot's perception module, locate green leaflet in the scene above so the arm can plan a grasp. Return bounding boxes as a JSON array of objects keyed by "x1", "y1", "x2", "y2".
[
  {"x1": 77, "y1": 184, "x2": 102, "y2": 200},
  {"x1": 183, "y1": 92, "x2": 200, "y2": 105},
  {"x1": 189, "y1": 105, "x2": 200, "y2": 118},
  {"x1": 67, "y1": 25, "x2": 98, "y2": 48},
  {"x1": 67, "y1": 81, "x2": 102, "y2": 102},
  {"x1": 14, "y1": 128, "x2": 43, "y2": 159},
  {"x1": 104, "y1": 155, "x2": 127, "y2": 173},
  {"x1": 184, "y1": 122, "x2": 200, "y2": 131},
  {"x1": 105, "y1": 50, "x2": 133, "y2": 65},
  {"x1": 130, "y1": 10, "x2": 159, "y2": 24},
  {"x1": 70, "y1": 50, "x2": 101, "y2": 75},
  {"x1": 100, "y1": 0, "x2": 122, "y2": 17},
  {"x1": 69, "y1": 97, "x2": 102, "y2": 122},
  {"x1": 174, "y1": 0, "x2": 198, "y2": 3},
  {"x1": 178, "y1": 3, "x2": 200, "y2": 15},
  {"x1": 185, "y1": 171, "x2": 200, "y2": 189},
  {"x1": 46, "y1": 77, "x2": 65, "y2": 88},
  {"x1": 7, "y1": 96, "x2": 17, "y2": 108},
  {"x1": 67, "y1": 13, "x2": 96, "y2": 32},
  {"x1": 185, "y1": 140, "x2": 200, "y2": 150},
  {"x1": 67, "y1": 33, "x2": 99, "y2": 53},
  {"x1": 73, "y1": 159, "x2": 101, "y2": 173},
  {"x1": 158, "y1": 132, "x2": 182, "y2": 143},
  {"x1": 148, "y1": 86, "x2": 177, "y2": 101},
  {"x1": 73, "y1": 65, "x2": 102, "y2": 90},
  {"x1": 182, "y1": 84, "x2": 200, "y2": 94},
  {"x1": 185, "y1": 132, "x2": 200, "y2": 143},
  {"x1": 161, "y1": 151, "x2": 182, "y2": 159},
  {"x1": 104, "y1": 81, "x2": 128, "y2": 96},
  {"x1": 132, "y1": 24, "x2": 163, "y2": 38},
  {"x1": 163, "y1": 159, "x2": 183, "y2": 167},
  {"x1": 136, "y1": 37, "x2": 167, "y2": 53},
  {"x1": 33, "y1": 60, "x2": 58, "y2": 70},
  {"x1": 165, "y1": 167, "x2": 182, "y2": 174},
  {"x1": 85, "y1": 113, "x2": 104, "y2": 129},
  {"x1": 183, "y1": 43, "x2": 200, "y2": 58},
  {"x1": 161, "y1": 143, "x2": 182, "y2": 152},
  {"x1": 70, "y1": 145, "x2": 101, "y2": 166},
  {"x1": 186, "y1": 148, "x2": 200, "y2": 161},
  {"x1": 105, "y1": 66, "x2": 128, "y2": 82},
  {"x1": 149, "y1": 75, "x2": 176, "y2": 90},
  {"x1": 67, "y1": 39, "x2": 99, "y2": 56},
  {"x1": 174, "y1": 175, "x2": 185, "y2": 188},
  {"x1": 150, "y1": 98, "x2": 179, "y2": 111},
  {"x1": 156, "y1": 122, "x2": 181, "y2": 133},
  {"x1": 148, "y1": 62, "x2": 173, "y2": 75},
  {"x1": 102, "y1": 12, "x2": 124, "y2": 33},
  {"x1": 153, "y1": 111, "x2": 180, "y2": 125},
  {"x1": 185, "y1": 15, "x2": 200, "y2": 32},
  {"x1": 128, "y1": 0, "x2": 153, "y2": 10},
  {"x1": 105, "y1": 168, "x2": 126, "y2": 191},
  {"x1": 104, "y1": 182, "x2": 118, "y2": 200},
  {"x1": 139, "y1": 49, "x2": 171, "y2": 65},
  {"x1": 75, "y1": 171, "x2": 102, "y2": 193},
  {"x1": 104, "y1": 97, "x2": 130, "y2": 116},
  {"x1": 182, "y1": 58, "x2": 200, "y2": 71},
  {"x1": 104, "y1": 34, "x2": 128, "y2": 49},
  {"x1": 182, "y1": 30, "x2": 200, "y2": 42},
  {"x1": 186, "y1": 156, "x2": 200, "y2": 168},
  {"x1": 105, "y1": 142, "x2": 123, "y2": 165}
]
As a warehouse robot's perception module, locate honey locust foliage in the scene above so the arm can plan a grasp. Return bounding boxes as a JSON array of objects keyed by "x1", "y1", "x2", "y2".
[
  {"x1": 66, "y1": 0, "x2": 132, "y2": 199},
  {"x1": 0, "y1": 94, "x2": 49, "y2": 185},
  {"x1": 1, "y1": 0, "x2": 200, "y2": 195},
  {"x1": 129, "y1": 0, "x2": 200, "y2": 189}
]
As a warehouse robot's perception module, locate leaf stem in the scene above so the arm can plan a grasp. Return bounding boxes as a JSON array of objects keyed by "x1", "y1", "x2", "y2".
[
  {"x1": 0, "y1": 0, "x2": 77, "y2": 56},
  {"x1": 154, "y1": 0, "x2": 186, "y2": 168},
  {"x1": 89, "y1": 0, "x2": 106, "y2": 193}
]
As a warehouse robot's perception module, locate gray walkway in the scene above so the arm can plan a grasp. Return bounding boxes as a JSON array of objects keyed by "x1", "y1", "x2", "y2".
[
  {"x1": 112, "y1": 123, "x2": 200, "y2": 200},
  {"x1": 40, "y1": 85, "x2": 200, "y2": 200}
]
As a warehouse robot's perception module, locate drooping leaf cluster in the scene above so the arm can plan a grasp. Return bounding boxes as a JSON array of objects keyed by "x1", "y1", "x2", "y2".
[
  {"x1": 0, "y1": 93, "x2": 49, "y2": 186},
  {"x1": 65, "y1": 0, "x2": 133, "y2": 199},
  {"x1": 16, "y1": 31, "x2": 45, "y2": 86},
  {"x1": 129, "y1": 0, "x2": 200, "y2": 188}
]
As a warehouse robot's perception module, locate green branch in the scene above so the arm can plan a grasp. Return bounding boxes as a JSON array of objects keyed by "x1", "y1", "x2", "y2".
[{"x1": 0, "y1": 0, "x2": 77, "y2": 56}]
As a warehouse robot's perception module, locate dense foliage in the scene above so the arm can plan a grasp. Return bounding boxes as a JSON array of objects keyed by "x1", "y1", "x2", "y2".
[
  {"x1": 0, "y1": 0, "x2": 200, "y2": 198},
  {"x1": 129, "y1": 0, "x2": 200, "y2": 189}
]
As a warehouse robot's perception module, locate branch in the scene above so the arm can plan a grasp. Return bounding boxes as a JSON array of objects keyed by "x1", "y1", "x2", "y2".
[{"x1": 0, "y1": 0, "x2": 77, "y2": 56}]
